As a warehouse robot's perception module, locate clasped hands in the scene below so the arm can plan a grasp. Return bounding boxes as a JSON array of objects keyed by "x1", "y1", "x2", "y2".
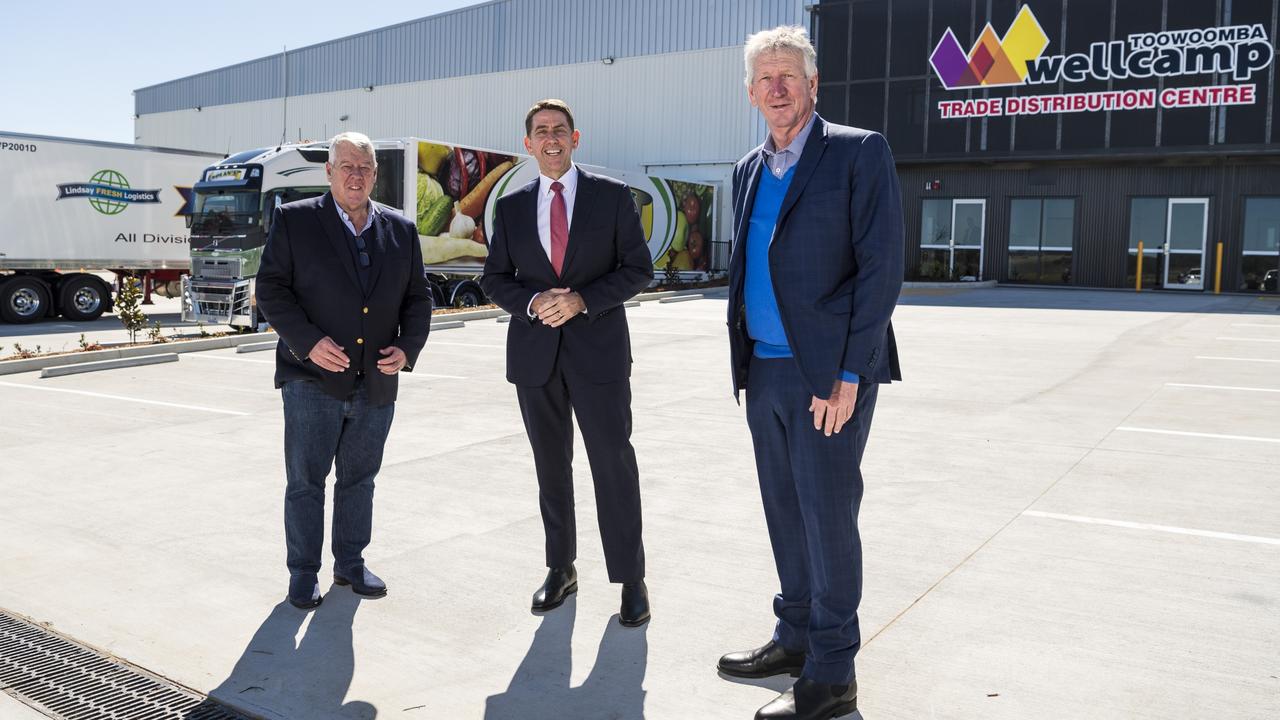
[
  {"x1": 532, "y1": 287, "x2": 585, "y2": 328},
  {"x1": 308, "y1": 336, "x2": 406, "y2": 375},
  {"x1": 810, "y1": 377, "x2": 858, "y2": 437}
]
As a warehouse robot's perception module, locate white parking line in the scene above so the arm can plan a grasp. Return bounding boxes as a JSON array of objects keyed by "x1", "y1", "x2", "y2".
[
  {"x1": 1023, "y1": 511, "x2": 1280, "y2": 546},
  {"x1": 1232, "y1": 323, "x2": 1280, "y2": 328},
  {"x1": 1195, "y1": 356, "x2": 1280, "y2": 363},
  {"x1": 1216, "y1": 336, "x2": 1280, "y2": 343},
  {"x1": 1115, "y1": 426, "x2": 1280, "y2": 444},
  {"x1": 1166, "y1": 382, "x2": 1280, "y2": 393},
  {"x1": 0, "y1": 380, "x2": 249, "y2": 416}
]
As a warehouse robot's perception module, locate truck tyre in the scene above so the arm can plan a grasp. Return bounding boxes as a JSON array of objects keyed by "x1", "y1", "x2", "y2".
[
  {"x1": 0, "y1": 276, "x2": 52, "y2": 324},
  {"x1": 451, "y1": 282, "x2": 485, "y2": 308},
  {"x1": 58, "y1": 275, "x2": 110, "y2": 321}
]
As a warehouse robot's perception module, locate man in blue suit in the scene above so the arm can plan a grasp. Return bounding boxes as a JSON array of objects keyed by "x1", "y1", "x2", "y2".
[{"x1": 717, "y1": 26, "x2": 904, "y2": 720}]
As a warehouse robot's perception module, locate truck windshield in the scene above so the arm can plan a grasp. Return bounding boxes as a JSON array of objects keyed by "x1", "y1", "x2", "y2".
[{"x1": 190, "y1": 190, "x2": 261, "y2": 251}]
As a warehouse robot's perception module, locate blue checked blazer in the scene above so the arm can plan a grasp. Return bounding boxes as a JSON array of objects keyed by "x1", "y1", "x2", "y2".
[{"x1": 727, "y1": 115, "x2": 904, "y2": 400}]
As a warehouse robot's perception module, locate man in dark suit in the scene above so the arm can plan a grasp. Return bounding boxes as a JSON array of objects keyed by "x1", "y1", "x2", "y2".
[
  {"x1": 481, "y1": 99, "x2": 654, "y2": 627},
  {"x1": 256, "y1": 131, "x2": 433, "y2": 610},
  {"x1": 716, "y1": 27, "x2": 904, "y2": 720}
]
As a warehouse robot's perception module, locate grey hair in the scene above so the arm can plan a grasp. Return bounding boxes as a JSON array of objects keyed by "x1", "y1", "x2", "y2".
[
  {"x1": 328, "y1": 131, "x2": 376, "y2": 165},
  {"x1": 744, "y1": 25, "x2": 818, "y2": 86}
]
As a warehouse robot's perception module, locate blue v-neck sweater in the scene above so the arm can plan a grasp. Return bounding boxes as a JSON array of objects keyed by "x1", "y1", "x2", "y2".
[{"x1": 744, "y1": 165, "x2": 858, "y2": 384}]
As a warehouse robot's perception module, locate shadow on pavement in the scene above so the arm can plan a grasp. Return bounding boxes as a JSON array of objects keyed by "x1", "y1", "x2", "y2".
[
  {"x1": 484, "y1": 596, "x2": 649, "y2": 719},
  {"x1": 186, "y1": 587, "x2": 375, "y2": 719}
]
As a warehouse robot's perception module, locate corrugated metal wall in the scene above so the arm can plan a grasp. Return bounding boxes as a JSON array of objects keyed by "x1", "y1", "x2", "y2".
[
  {"x1": 135, "y1": 46, "x2": 767, "y2": 251},
  {"x1": 898, "y1": 159, "x2": 1280, "y2": 290},
  {"x1": 135, "y1": 0, "x2": 804, "y2": 115}
]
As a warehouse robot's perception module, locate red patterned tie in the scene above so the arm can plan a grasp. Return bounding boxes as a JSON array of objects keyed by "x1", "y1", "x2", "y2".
[{"x1": 550, "y1": 180, "x2": 568, "y2": 276}]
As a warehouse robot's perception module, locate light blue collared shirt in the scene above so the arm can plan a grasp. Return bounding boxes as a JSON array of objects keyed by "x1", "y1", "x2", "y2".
[
  {"x1": 334, "y1": 199, "x2": 377, "y2": 237},
  {"x1": 761, "y1": 112, "x2": 817, "y2": 179}
]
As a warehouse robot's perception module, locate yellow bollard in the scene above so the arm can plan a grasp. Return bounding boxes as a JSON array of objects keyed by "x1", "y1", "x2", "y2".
[
  {"x1": 1214, "y1": 242, "x2": 1223, "y2": 294},
  {"x1": 1136, "y1": 241, "x2": 1144, "y2": 292}
]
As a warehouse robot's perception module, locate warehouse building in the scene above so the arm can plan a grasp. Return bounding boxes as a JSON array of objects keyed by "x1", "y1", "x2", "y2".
[
  {"x1": 814, "y1": 0, "x2": 1280, "y2": 292},
  {"x1": 136, "y1": 0, "x2": 1280, "y2": 293}
]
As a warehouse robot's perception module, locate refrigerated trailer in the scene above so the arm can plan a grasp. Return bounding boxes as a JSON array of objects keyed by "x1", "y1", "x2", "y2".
[
  {"x1": 0, "y1": 132, "x2": 221, "y2": 323},
  {"x1": 181, "y1": 137, "x2": 717, "y2": 329}
]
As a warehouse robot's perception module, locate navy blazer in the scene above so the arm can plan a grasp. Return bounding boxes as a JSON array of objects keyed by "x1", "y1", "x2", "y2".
[
  {"x1": 481, "y1": 169, "x2": 654, "y2": 387},
  {"x1": 728, "y1": 115, "x2": 904, "y2": 400},
  {"x1": 256, "y1": 192, "x2": 434, "y2": 406}
]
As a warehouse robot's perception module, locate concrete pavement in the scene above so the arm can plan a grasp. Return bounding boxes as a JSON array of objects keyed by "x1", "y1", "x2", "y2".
[{"x1": 1, "y1": 286, "x2": 1277, "y2": 719}]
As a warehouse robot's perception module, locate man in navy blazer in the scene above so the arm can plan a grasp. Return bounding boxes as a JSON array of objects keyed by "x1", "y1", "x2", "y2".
[
  {"x1": 256, "y1": 132, "x2": 433, "y2": 610},
  {"x1": 717, "y1": 27, "x2": 904, "y2": 720},
  {"x1": 481, "y1": 100, "x2": 655, "y2": 627}
]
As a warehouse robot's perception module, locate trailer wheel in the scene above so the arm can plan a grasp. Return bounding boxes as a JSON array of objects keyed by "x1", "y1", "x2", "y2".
[
  {"x1": 451, "y1": 282, "x2": 485, "y2": 308},
  {"x1": 0, "y1": 276, "x2": 52, "y2": 324},
  {"x1": 58, "y1": 275, "x2": 109, "y2": 321}
]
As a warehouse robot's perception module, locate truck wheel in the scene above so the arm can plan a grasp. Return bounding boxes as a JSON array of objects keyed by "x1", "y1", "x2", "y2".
[
  {"x1": 58, "y1": 275, "x2": 109, "y2": 321},
  {"x1": 452, "y1": 284, "x2": 485, "y2": 308},
  {"x1": 0, "y1": 277, "x2": 52, "y2": 324}
]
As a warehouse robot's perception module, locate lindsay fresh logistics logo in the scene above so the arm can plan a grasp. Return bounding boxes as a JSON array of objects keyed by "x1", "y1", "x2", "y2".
[
  {"x1": 56, "y1": 169, "x2": 162, "y2": 216},
  {"x1": 930, "y1": 4, "x2": 1274, "y2": 119}
]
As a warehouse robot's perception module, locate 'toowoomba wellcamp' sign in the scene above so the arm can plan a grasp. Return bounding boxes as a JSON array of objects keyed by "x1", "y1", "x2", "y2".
[{"x1": 930, "y1": 5, "x2": 1275, "y2": 119}]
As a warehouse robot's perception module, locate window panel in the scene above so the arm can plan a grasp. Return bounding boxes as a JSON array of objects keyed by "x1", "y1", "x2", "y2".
[
  {"x1": 818, "y1": 2, "x2": 850, "y2": 83},
  {"x1": 1060, "y1": 0, "x2": 1111, "y2": 150},
  {"x1": 1243, "y1": 198, "x2": 1280, "y2": 253},
  {"x1": 1129, "y1": 198, "x2": 1167, "y2": 251},
  {"x1": 818, "y1": 84, "x2": 848, "y2": 125},
  {"x1": 928, "y1": 80, "x2": 968, "y2": 156},
  {"x1": 1042, "y1": 199, "x2": 1075, "y2": 249},
  {"x1": 849, "y1": 81, "x2": 886, "y2": 132},
  {"x1": 887, "y1": 79, "x2": 927, "y2": 155},
  {"x1": 1009, "y1": 199, "x2": 1042, "y2": 249},
  {"x1": 921, "y1": 199, "x2": 952, "y2": 247},
  {"x1": 849, "y1": 1, "x2": 888, "y2": 80},
  {"x1": 889, "y1": 0, "x2": 929, "y2": 77}
]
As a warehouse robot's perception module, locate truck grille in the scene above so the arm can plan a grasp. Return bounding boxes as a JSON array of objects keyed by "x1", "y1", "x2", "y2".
[{"x1": 192, "y1": 257, "x2": 244, "y2": 280}]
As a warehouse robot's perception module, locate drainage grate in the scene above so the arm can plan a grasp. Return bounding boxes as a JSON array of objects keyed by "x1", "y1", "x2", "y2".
[{"x1": 0, "y1": 609, "x2": 250, "y2": 720}]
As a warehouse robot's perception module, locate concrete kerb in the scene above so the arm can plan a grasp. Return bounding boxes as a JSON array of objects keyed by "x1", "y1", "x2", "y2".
[
  {"x1": 0, "y1": 333, "x2": 280, "y2": 377},
  {"x1": 902, "y1": 280, "x2": 998, "y2": 289},
  {"x1": 0, "y1": 286, "x2": 723, "y2": 377},
  {"x1": 40, "y1": 354, "x2": 179, "y2": 378}
]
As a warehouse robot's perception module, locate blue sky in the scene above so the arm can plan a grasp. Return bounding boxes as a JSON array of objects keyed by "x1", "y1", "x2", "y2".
[{"x1": 0, "y1": 0, "x2": 477, "y2": 145}]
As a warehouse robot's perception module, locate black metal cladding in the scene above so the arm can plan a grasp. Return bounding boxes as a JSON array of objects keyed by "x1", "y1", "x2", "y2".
[
  {"x1": 813, "y1": 0, "x2": 1280, "y2": 159},
  {"x1": 812, "y1": 0, "x2": 1280, "y2": 291},
  {"x1": 897, "y1": 158, "x2": 1280, "y2": 288}
]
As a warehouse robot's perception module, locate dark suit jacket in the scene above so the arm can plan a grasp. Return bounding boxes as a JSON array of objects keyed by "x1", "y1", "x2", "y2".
[
  {"x1": 256, "y1": 192, "x2": 434, "y2": 406},
  {"x1": 481, "y1": 169, "x2": 654, "y2": 387},
  {"x1": 728, "y1": 115, "x2": 904, "y2": 400}
]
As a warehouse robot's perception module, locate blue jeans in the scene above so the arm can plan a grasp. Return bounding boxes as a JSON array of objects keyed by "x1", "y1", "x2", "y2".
[
  {"x1": 282, "y1": 378, "x2": 394, "y2": 578},
  {"x1": 745, "y1": 355, "x2": 880, "y2": 686}
]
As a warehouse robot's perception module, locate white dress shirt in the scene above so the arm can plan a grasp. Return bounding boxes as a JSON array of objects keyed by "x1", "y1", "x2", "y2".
[
  {"x1": 527, "y1": 165, "x2": 582, "y2": 317},
  {"x1": 536, "y1": 164, "x2": 579, "y2": 256}
]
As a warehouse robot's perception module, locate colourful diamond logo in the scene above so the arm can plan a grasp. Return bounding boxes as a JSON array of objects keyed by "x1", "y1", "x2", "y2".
[{"x1": 930, "y1": 4, "x2": 1050, "y2": 89}]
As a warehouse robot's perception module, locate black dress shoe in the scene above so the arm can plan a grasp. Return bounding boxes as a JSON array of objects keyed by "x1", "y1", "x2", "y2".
[
  {"x1": 619, "y1": 580, "x2": 650, "y2": 627},
  {"x1": 532, "y1": 565, "x2": 577, "y2": 611},
  {"x1": 718, "y1": 640, "x2": 805, "y2": 679},
  {"x1": 288, "y1": 574, "x2": 323, "y2": 610},
  {"x1": 755, "y1": 678, "x2": 858, "y2": 720},
  {"x1": 334, "y1": 566, "x2": 387, "y2": 598}
]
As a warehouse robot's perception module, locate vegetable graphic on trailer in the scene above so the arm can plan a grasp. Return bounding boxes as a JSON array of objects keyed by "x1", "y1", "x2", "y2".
[{"x1": 182, "y1": 137, "x2": 717, "y2": 329}]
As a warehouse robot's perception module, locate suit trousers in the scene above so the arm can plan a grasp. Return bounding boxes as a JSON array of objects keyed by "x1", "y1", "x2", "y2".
[
  {"x1": 282, "y1": 377, "x2": 394, "y2": 577},
  {"x1": 745, "y1": 355, "x2": 879, "y2": 686},
  {"x1": 515, "y1": 347, "x2": 645, "y2": 583}
]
